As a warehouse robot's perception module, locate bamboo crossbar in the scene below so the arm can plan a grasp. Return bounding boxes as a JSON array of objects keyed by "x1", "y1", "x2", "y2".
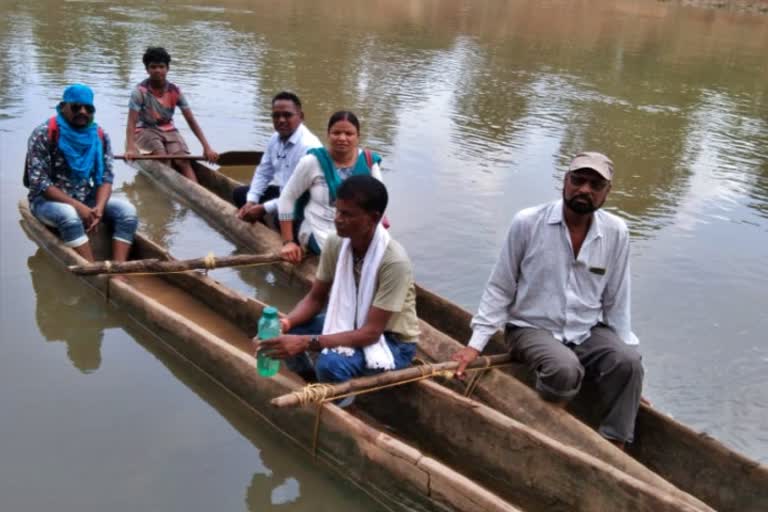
[
  {"x1": 68, "y1": 252, "x2": 282, "y2": 275},
  {"x1": 115, "y1": 154, "x2": 207, "y2": 161},
  {"x1": 115, "y1": 150, "x2": 262, "y2": 166},
  {"x1": 271, "y1": 353, "x2": 512, "y2": 408}
]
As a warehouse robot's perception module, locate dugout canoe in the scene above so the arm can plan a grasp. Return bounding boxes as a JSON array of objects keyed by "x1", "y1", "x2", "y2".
[
  {"x1": 19, "y1": 199, "x2": 719, "y2": 512},
  {"x1": 19, "y1": 200, "x2": 512, "y2": 512},
  {"x1": 135, "y1": 157, "x2": 767, "y2": 511}
]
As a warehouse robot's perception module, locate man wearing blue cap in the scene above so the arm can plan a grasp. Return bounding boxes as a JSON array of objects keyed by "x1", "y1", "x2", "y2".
[{"x1": 25, "y1": 84, "x2": 138, "y2": 262}]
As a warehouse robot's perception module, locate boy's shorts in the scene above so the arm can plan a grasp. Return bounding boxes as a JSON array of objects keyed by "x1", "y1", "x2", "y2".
[{"x1": 136, "y1": 127, "x2": 190, "y2": 156}]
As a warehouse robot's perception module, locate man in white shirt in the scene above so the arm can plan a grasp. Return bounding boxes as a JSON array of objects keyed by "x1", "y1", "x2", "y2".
[
  {"x1": 453, "y1": 152, "x2": 643, "y2": 448},
  {"x1": 234, "y1": 91, "x2": 321, "y2": 222}
]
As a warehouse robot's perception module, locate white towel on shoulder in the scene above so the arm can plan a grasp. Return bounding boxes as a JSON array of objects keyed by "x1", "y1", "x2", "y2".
[{"x1": 322, "y1": 224, "x2": 395, "y2": 370}]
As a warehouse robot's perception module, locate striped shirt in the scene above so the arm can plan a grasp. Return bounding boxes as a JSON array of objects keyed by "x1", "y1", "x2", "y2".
[{"x1": 128, "y1": 79, "x2": 189, "y2": 132}]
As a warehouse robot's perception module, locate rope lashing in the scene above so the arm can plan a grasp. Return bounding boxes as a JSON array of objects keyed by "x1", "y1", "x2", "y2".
[
  {"x1": 296, "y1": 366, "x2": 456, "y2": 408},
  {"x1": 464, "y1": 355, "x2": 493, "y2": 398},
  {"x1": 203, "y1": 252, "x2": 217, "y2": 270},
  {"x1": 295, "y1": 384, "x2": 336, "y2": 406},
  {"x1": 304, "y1": 357, "x2": 511, "y2": 458}
]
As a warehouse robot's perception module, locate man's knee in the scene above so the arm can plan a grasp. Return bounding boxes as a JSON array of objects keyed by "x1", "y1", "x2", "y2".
[
  {"x1": 43, "y1": 202, "x2": 79, "y2": 224},
  {"x1": 613, "y1": 348, "x2": 644, "y2": 382},
  {"x1": 112, "y1": 200, "x2": 137, "y2": 223},
  {"x1": 315, "y1": 352, "x2": 352, "y2": 383},
  {"x1": 537, "y1": 359, "x2": 584, "y2": 402},
  {"x1": 59, "y1": 213, "x2": 82, "y2": 231},
  {"x1": 53, "y1": 205, "x2": 87, "y2": 244},
  {"x1": 108, "y1": 200, "x2": 139, "y2": 239}
]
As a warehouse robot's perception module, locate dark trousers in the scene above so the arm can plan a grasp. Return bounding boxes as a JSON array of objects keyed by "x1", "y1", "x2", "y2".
[
  {"x1": 506, "y1": 325, "x2": 644, "y2": 443},
  {"x1": 232, "y1": 184, "x2": 280, "y2": 208},
  {"x1": 285, "y1": 314, "x2": 417, "y2": 383}
]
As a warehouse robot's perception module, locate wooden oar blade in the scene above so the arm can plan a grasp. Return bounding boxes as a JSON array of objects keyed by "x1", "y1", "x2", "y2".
[{"x1": 217, "y1": 150, "x2": 263, "y2": 167}]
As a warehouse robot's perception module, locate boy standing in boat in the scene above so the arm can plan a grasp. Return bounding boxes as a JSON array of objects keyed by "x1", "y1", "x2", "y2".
[
  {"x1": 26, "y1": 84, "x2": 138, "y2": 263},
  {"x1": 453, "y1": 152, "x2": 643, "y2": 449},
  {"x1": 234, "y1": 91, "x2": 322, "y2": 223},
  {"x1": 257, "y1": 176, "x2": 419, "y2": 397},
  {"x1": 125, "y1": 47, "x2": 219, "y2": 182}
]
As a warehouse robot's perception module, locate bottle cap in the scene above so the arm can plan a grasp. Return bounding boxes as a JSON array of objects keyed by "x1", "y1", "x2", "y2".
[{"x1": 262, "y1": 306, "x2": 279, "y2": 317}]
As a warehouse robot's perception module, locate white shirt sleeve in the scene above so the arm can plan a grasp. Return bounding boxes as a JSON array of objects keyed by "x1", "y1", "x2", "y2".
[
  {"x1": 263, "y1": 199, "x2": 278, "y2": 215},
  {"x1": 601, "y1": 225, "x2": 639, "y2": 345},
  {"x1": 371, "y1": 162, "x2": 383, "y2": 181},
  {"x1": 247, "y1": 140, "x2": 276, "y2": 204},
  {"x1": 278, "y1": 155, "x2": 316, "y2": 221},
  {"x1": 468, "y1": 216, "x2": 527, "y2": 352}
]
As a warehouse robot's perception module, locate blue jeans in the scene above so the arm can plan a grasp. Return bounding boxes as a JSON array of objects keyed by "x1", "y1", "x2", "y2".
[
  {"x1": 286, "y1": 314, "x2": 417, "y2": 383},
  {"x1": 32, "y1": 195, "x2": 138, "y2": 248}
]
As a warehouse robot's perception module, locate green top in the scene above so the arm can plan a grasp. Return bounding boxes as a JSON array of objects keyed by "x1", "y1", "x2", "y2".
[
  {"x1": 317, "y1": 233, "x2": 420, "y2": 342},
  {"x1": 261, "y1": 306, "x2": 278, "y2": 318}
]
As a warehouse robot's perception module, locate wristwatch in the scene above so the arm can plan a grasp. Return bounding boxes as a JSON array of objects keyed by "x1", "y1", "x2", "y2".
[{"x1": 308, "y1": 335, "x2": 322, "y2": 352}]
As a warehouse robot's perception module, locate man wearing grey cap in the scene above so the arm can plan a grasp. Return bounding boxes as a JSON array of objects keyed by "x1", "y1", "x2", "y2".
[{"x1": 452, "y1": 151, "x2": 643, "y2": 448}]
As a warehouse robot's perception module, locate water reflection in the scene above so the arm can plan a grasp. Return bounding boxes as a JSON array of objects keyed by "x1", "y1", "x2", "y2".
[
  {"x1": 28, "y1": 251, "x2": 108, "y2": 373},
  {"x1": 3, "y1": 0, "x2": 768, "y2": 484},
  {"x1": 22, "y1": 248, "x2": 381, "y2": 511},
  {"x1": 8, "y1": 0, "x2": 767, "y2": 238},
  {"x1": 119, "y1": 308, "x2": 383, "y2": 512},
  {"x1": 121, "y1": 171, "x2": 189, "y2": 247}
]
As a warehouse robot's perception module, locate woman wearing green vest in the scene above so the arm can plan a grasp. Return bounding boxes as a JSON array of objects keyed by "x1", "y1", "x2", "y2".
[{"x1": 277, "y1": 111, "x2": 383, "y2": 263}]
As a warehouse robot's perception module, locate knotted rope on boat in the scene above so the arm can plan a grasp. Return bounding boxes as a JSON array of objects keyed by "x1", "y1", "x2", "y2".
[
  {"x1": 464, "y1": 355, "x2": 494, "y2": 398},
  {"x1": 203, "y1": 252, "x2": 217, "y2": 270},
  {"x1": 293, "y1": 365, "x2": 457, "y2": 409},
  {"x1": 294, "y1": 384, "x2": 337, "y2": 406},
  {"x1": 202, "y1": 252, "x2": 217, "y2": 275},
  {"x1": 300, "y1": 358, "x2": 480, "y2": 459}
]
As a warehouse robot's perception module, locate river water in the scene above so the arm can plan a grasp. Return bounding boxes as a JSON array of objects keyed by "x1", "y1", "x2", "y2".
[{"x1": 1, "y1": 0, "x2": 766, "y2": 510}]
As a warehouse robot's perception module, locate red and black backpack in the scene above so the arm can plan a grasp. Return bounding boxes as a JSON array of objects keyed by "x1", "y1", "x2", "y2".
[{"x1": 23, "y1": 116, "x2": 105, "y2": 188}]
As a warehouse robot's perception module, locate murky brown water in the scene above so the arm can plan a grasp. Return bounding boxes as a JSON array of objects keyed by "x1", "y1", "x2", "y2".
[{"x1": 1, "y1": 0, "x2": 767, "y2": 509}]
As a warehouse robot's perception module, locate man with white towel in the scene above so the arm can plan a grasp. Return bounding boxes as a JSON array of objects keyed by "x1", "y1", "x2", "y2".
[{"x1": 257, "y1": 176, "x2": 419, "y2": 397}]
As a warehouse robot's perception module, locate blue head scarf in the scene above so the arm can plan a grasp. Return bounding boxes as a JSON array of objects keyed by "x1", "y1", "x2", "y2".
[{"x1": 56, "y1": 84, "x2": 104, "y2": 185}]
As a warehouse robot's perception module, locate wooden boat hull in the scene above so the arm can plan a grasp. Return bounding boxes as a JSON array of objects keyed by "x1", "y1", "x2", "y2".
[
  {"x1": 20, "y1": 197, "x2": 720, "y2": 512},
  {"x1": 19, "y1": 199, "x2": 515, "y2": 512},
  {"x1": 133, "y1": 158, "x2": 768, "y2": 511}
]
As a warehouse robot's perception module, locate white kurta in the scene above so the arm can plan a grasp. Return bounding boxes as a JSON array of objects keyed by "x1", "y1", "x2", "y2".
[{"x1": 277, "y1": 151, "x2": 383, "y2": 250}]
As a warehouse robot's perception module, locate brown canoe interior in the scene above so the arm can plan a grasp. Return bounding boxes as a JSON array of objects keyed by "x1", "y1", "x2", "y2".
[{"x1": 168, "y1": 156, "x2": 768, "y2": 512}]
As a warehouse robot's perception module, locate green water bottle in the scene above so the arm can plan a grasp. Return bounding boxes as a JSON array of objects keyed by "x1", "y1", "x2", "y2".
[{"x1": 257, "y1": 306, "x2": 281, "y2": 377}]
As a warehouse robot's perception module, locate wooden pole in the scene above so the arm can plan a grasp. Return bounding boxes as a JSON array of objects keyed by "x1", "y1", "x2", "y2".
[
  {"x1": 115, "y1": 150, "x2": 263, "y2": 166},
  {"x1": 115, "y1": 154, "x2": 206, "y2": 161},
  {"x1": 270, "y1": 354, "x2": 512, "y2": 408},
  {"x1": 68, "y1": 253, "x2": 282, "y2": 275}
]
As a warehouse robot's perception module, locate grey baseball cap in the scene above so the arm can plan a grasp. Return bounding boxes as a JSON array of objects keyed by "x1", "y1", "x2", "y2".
[{"x1": 568, "y1": 152, "x2": 614, "y2": 181}]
